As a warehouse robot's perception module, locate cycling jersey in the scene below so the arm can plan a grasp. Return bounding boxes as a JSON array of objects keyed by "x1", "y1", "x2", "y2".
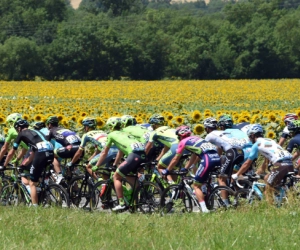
[
  {"x1": 176, "y1": 136, "x2": 217, "y2": 157},
  {"x1": 106, "y1": 131, "x2": 145, "y2": 156},
  {"x1": 149, "y1": 126, "x2": 178, "y2": 148},
  {"x1": 205, "y1": 129, "x2": 251, "y2": 151},
  {"x1": 122, "y1": 126, "x2": 151, "y2": 144},
  {"x1": 248, "y1": 138, "x2": 292, "y2": 164},
  {"x1": 5, "y1": 127, "x2": 28, "y2": 149},
  {"x1": 39, "y1": 127, "x2": 62, "y2": 149},
  {"x1": 48, "y1": 127, "x2": 81, "y2": 146},
  {"x1": 232, "y1": 122, "x2": 250, "y2": 132},
  {"x1": 13, "y1": 129, "x2": 53, "y2": 153},
  {"x1": 0, "y1": 134, "x2": 5, "y2": 148},
  {"x1": 286, "y1": 133, "x2": 300, "y2": 153},
  {"x1": 80, "y1": 130, "x2": 107, "y2": 151},
  {"x1": 281, "y1": 126, "x2": 291, "y2": 139},
  {"x1": 138, "y1": 123, "x2": 153, "y2": 131}
]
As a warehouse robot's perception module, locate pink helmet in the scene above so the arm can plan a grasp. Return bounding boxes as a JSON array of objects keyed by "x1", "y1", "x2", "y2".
[
  {"x1": 175, "y1": 125, "x2": 192, "y2": 139},
  {"x1": 283, "y1": 113, "x2": 298, "y2": 123}
]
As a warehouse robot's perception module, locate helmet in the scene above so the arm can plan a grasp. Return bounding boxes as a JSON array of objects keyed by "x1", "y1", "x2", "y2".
[
  {"x1": 121, "y1": 115, "x2": 137, "y2": 127},
  {"x1": 203, "y1": 117, "x2": 218, "y2": 129},
  {"x1": 14, "y1": 119, "x2": 29, "y2": 130},
  {"x1": 218, "y1": 114, "x2": 233, "y2": 129},
  {"x1": 82, "y1": 117, "x2": 97, "y2": 128},
  {"x1": 46, "y1": 116, "x2": 59, "y2": 126},
  {"x1": 283, "y1": 113, "x2": 298, "y2": 123},
  {"x1": 6, "y1": 113, "x2": 22, "y2": 127},
  {"x1": 247, "y1": 124, "x2": 264, "y2": 137},
  {"x1": 149, "y1": 114, "x2": 165, "y2": 125},
  {"x1": 287, "y1": 120, "x2": 300, "y2": 134},
  {"x1": 106, "y1": 117, "x2": 122, "y2": 130},
  {"x1": 32, "y1": 122, "x2": 46, "y2": 130},
  {"x1": 175, "y1": 125, "x2": 192, "y2": 139}
]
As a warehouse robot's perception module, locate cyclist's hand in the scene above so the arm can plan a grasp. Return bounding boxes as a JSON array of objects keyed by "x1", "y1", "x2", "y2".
[
  {"x1": 162, "y1": 169, "x2": 169, "y2": 176},
  {"x1": 66, "y1": 162, "x2": 73, "y2": 168},
  {"x1": 180, "y1": 168, "x2": 188, "y2": 173},
  {"x1": 91, "y1": 166, "x2": 98, "y2": 172},
  {"x1": 231, "y1": 173, "x2": 238, "y2": 180}
]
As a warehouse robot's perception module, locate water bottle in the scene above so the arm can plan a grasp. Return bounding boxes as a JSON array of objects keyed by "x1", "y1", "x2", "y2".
[
  {"x1": 138, "y1": 174, "x2": 145, "y2": 182},
  {"x1": 153, "y1": 168, "x2": 161, "y2": 177},
  {"x1": 50, "y1": 169, "x2": 57, "y2": 181}
]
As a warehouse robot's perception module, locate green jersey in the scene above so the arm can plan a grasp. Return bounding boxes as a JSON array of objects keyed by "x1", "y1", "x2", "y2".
[
  {"x1": 80, "y1": 130, "x2": 107, "y2": 151},
  {"x1": 122, "y1": 126, "x2": 151, "y2": 144},
  {"x1": 5, "y1": 128, "x2": 28, "y2": 149},
  {"x1": 106, "y1": 131, "x2": 145, "y2": 156},
  {"x1": 148, "y1": 126, "x2": 178, "y2": 148}
]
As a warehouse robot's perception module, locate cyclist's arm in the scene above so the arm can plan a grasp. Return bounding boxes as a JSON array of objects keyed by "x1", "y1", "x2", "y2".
[
  {"x1": 184, "y1": 154, "x2": 198, "y2": 169},
  {"x1": 166, "y1": 154, "x2": 181, "y2": 171},
  {"x1": 70, "y1": 147, "x2": 83, "y2": 165},
  {"x1": 22, "y1": 151, "x2": 35, "y2": 166},
  {"x1": 88, "y1": 148, "x2": 99, "y2": 162},
  {"x1": 15, "y1": 148, "x2": 27, "y2": 163},
  {"x1": 235, "y1": 159, "x2": 253, "y2": 176},
  {"x1": 278, "y1": 137, "x2": 286, "y2": 147},
  {"x1": 95, "y1": 146, "x2": 110, "y2": 168},
  {"x1": 113, "y1": 150, "x2": 124, "y2": 166},
  {"x1": 3, "y1": 148, "x2": 16, "y2": 167},
  {"x1": 292, "y1": 150, "x2": 300, "y2": 162},
  {"x1": 157, "y1": 145, "x2": 169, "y2": 161},
  {"x1": 0, "y1": 141, "x2": 9, "y2": 162}
]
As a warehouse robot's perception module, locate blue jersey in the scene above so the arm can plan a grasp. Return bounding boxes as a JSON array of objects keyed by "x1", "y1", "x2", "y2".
[{"x1": 224, "y1": 128, "x2": 252, "y2": 148}]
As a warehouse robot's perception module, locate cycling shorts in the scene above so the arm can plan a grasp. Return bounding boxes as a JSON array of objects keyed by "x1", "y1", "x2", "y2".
[
  {"x1": 30, "y1": 151, "x2": 54, "y2": 182},
  {"x1": 221, "y1": 148, "x2": 244, "y2": 177},
  {"x1": 89, "y1": 147, "x2": 118, "y2": 168},
  {"x1": 54, "y1": 144, "x2": 83, "y2": 161},
  {"x1": 267, "y1": 160, "x2": 293, "y2": 187},
  {"x1": 194, "y1": 151, "x2": 221, "y2": 184},
  {"x1": 116, "y1": 151, "x2": 146, "y2": 178}
]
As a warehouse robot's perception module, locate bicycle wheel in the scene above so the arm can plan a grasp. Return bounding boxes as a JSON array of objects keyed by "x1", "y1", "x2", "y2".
[
  {"x1": 69, "y1": 176, "x2": 93, "y2": 209},
  {"x1": 91, "y1": 180, "x2": 118, "y2": 211},
  {"x1": 206, "y1": 186, "x2": 236, "y2": 211},
  {"x1": 0, "y1": 184, "x2": 26, "y2": 206},
  {"x1": 41, "y1": 183, "x2": 70, "y2": 208},
  {"x1": 160, "y1": 184, "x2": 193, "y2": 215},
  {"x1": 134, "y1": 181, "x2": 162, "y2": 214},
  {"x1": 234, "y1": 188, "x2": 262, "y2": 207}
]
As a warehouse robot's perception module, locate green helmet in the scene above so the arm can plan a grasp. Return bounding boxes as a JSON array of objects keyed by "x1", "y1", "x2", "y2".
[
  {"x1": 106, "y1": 117, "x2": 122, "y2": 130},
  {"x1": 218, "y1": 114, "x2": 233, "y2": 129},
  {"x1": 121, "y1": 115, "x2": 137, "y2": 127},
  {"x1": 6, "y1": 113, "x2": 22, "y2": 127},
  {"x1": 82, "y1": 117, "x2": 97, "y2": 128},
  {"x1": 46, "y1": 116, "x2": 59, "y2": 126},
  {"x1": 149, "y1": 114, "x2": 165, "y2": 125}
]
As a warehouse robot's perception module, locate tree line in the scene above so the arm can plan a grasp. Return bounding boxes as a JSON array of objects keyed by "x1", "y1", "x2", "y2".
[{"x1": 0, "y1": 0, "x2": 299, "y2": 80}]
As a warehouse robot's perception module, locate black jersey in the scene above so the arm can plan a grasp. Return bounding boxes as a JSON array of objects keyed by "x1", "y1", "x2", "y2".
[
  {"x1": 286, "y1": 133, "x2": 300, "y2": 153},
  {"x1": 13, "y1": 129, "x2": 53, "y2": 152},
  {"x1": 48, "y1": 127, "x2": 81, "y2": 146}
]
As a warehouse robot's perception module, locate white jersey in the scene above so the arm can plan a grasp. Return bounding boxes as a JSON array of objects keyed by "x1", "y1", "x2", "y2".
[
  {"x1": 248, "y1": 137, "x2": 292, "y2": 164},
  {"x1": 240, "y1": 124, "x2": 251, "y2": 134},
  {"x1": 205, "y1": 130, "x2": 251, "y2": 151}
]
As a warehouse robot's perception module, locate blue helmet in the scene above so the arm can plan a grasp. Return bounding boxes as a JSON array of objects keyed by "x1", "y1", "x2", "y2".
[{"x1": 247, "y1": 124, "x2": 264, "y2": 137}]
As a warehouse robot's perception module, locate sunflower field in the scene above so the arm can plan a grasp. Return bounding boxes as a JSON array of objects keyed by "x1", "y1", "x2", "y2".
[{"x1": 0, "y1": 80, "x2": 300, "y2": 140}]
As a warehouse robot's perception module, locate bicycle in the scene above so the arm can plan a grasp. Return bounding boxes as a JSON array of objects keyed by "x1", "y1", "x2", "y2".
[
  {"x1": 91, "y1": 163, "x2": 162, "y2": 213},
  {"x1": 0, "y1": 165, "x2": 70, "y2": 208}
]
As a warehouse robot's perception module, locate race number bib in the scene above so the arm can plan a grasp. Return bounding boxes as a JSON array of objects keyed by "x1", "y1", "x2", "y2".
[
  {"x1": 36, "y1": 141, "x2": 53, "y2": 152},
  {"x1": 200, "y1": 142, "x2": 216, "y2": 152},
  {"x1": 66, "y1": 135, "x2": 80, "y2": 144},
  {"x1": 131, "y1": 142, "x2": 145, "y2": 151}
]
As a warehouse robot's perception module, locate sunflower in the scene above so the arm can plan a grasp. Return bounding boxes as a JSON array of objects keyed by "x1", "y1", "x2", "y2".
[
  {"x1": 166, "y1": 112, "x2": 174, "y2": 121},
  {"x1": 4, "y1": 127, "x2": 8, "y2": 134},
  {"x1": 266, "y1": 130, "x2": 276, "y2": 139},
  {"x1": 61, "y1": 119, "x2": 69, "y2": 128},
  {"x1": 238, "y1": 117, "x2": 249, "y2": 123},
  {"x1": 23, "y1": 114, "x2": 30, "y2": 120},
  {"x1": 192, "y1": 110, "x2": 202, "y2": 122},
  {"x1": 168, "y1": 121, "x2": 175, "y2": 128},
  {"x1": 77, "y1": 117, "x2": 84, "y2": 126},
  {"x1": 0, "y1": 116, "x2": 5, "y2": 124},
  {"x1": 136, "y1": 117, "x2": 144, "y2": 124},
  {"x1": 268, "y1": 113, "x2": 277, "y2": 122},
  {"x1": 96, "y1": 117, "x2": 105, "y2": 128},
  {"x1": 56, "y1": 114, "x2": 64, "y2": 122},
  {"x1": 193, "y1": 124, "x2": 205, "y2": 135},
  {"x1": 295, "y1": 110, "x2": 300, "y2": 118},
  {"x1": 71, "y1": 116, "x2": 77, "y2": 122},
  {"x1": 34, "y1": 114, "x2": 43, "y2": 121},
  {"x1": 174, "y1": 116, "x2": 184, "y2": 125}
]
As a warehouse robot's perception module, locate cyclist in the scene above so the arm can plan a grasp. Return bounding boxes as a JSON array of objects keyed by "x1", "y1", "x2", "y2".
[
  {"x1": 278, "y1": 113, "x2": 298, "y2": 146},
  {"x1": 0, "y1": 134, "x2": 5, "y2": 164},
  {"x1": 204, "y1": 117, "x2": 250, "y2": 206},
  {"x1": 32, "y1": 121, "x2": 63, "y2": 184},
  {"x1": 145, "y1": 114, "x2": 185, "y2": 183},
  {"x1": 94, "y1": 117, "x2": 146, "y2": 211},
  {"x1": 165, "y1": 125, "x2": 221, "y2": 213},
  {"x1": 218, "y1": 114, "x2": 250, "y2": 133},
  {"x1": 66, "y1": 117, "x2": 118, "y2": 180},
  {"x1": 2, "y1": 119, "x2": 54, "y2": 207},
  {"x1": 285, "y1": 120, "x2": 300, "y2": 176},
  {"x1": 121, "y1": 115, "x2": 161, "y2": 161},
  {"x1": 0, "y1": 113, "x2": 28, "y2": 166},
  {"x1": 232, "y1": 124, "x2": 293, "y2": 202}
]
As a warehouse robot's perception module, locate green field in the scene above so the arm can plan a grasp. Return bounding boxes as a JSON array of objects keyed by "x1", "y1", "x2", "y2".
[{"x1": 1, "y1": 203, "x2": 300, "y2": 250}]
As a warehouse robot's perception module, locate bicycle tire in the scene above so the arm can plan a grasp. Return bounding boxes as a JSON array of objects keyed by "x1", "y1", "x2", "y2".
[
  {"x1": 234, "y1": 188, "x2": 262, "y2": 207},
  {"x1": 41, "y1": 183, "x2": 70, "y2": 208},
  {"x1": 134, "y1": 181, "x2": 162, "y2": 214},
  {"x1": 160, "y1": 184, "x2": 193, "y2": 215},
  {"x1": 90, "y1": 180, "x2": 118, "y2": 211},
  {"x1": 0, "y1": 184, "x2": 27, "y2": 206},
  {"x1": 68, "y1": 175, "x2": 93, "y2": 209},
  {"x1": 206, "y1": 185, "x2": 236, "y2": 211}
]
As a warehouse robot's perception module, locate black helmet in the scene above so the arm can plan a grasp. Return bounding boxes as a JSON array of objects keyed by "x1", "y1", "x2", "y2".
[
  {"x1": 218, "y1": 115, "x2": 233, "y2": 129},
  {"x1": 33, "y1": 121, "x2": 46, "y2": 130},
  {"x1": 46, "y1": 116, "x2": 59, "y2": 126},
  {"x1": 14, "y1": 119, "x2": 29, "y2": 130},
  {"x1": 82, "y1": 117, "x2": 97, "y2": 128}
]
